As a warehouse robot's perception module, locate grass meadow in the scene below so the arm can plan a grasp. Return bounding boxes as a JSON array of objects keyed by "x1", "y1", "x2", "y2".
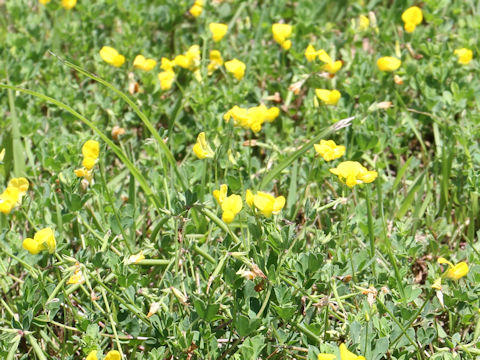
[{"x1": 1, "y1": 0, "x2": 480, "y2": 359}]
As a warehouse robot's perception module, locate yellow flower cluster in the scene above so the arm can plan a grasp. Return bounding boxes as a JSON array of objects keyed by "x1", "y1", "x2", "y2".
[
  {"x1": 213, "y1": 185, "x2": 243, "y2": 223},
  {"x1": 75, "y1": 140, "x2": 100, "y2": 183},
  {"x1": 133, "y1": 55, "x2": 157, "y2": 71},
  {"x1": 225, "y1": 58, "x2": 246, "y2": 80},
  {"x1": 99, "y1": 46, "x2": 126, "y2": 67},
  {"x1": 22, "y1": 227, "x2": 56, "y2": 255},
  {"x1": 272, "y1": 24, "x2": 292, "y2": 50},
  {"x1": 209, "y1": 23, "x2": 228, "y2": 42},
  {"x1": 401, "y1": 6, "x2": 423, "y2": 33},
  {"x1": 318, "y1": 343, "x2": 365, "y2": 360},
  {"x1": 329, "y1": 161, "x2": 378, "y2": 188},
  {"x1": 0, "y1": 177, "x2": 29, "y2": 214},
  {"x1": 224, "y1": 104, "x2": 280, "y2": 133},
  {"x1": 315, "y1": 89, "x2": 341, "y2": 106},
  {"x1": 454, "y1": 48, "x2": 473, "y2": 65},
  {"x1": 87, "y1": 350, "x2": 121, "y2": 360},
  {"x1": 67, "y1": 263, "x2": 85, "y2": 285}
]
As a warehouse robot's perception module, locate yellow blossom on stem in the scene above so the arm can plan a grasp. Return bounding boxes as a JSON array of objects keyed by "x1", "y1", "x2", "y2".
[
  {"x1": 104, "y1": 350, "x2": 121, "y2": 360},
  {"x1": 305, "y1": 45, "x2": 321, "y2": 62},
  {"x1": 209, "y1": 23, "x2": 228, "y2": 42},
  {"x1": 158, "y1": 70, "x2": 176, "y2": 90},
  {"x1": 314, "y1": 140, "x2": 346, "y2": 161},
  {"x1": 0, "y1": 186, "x2": 21, "y2": 214},
  {"x1": 322, "y1": 60, "x2": 343, "y2": 74},
  {"x1": 61, "y1": 0, "x2": 77, "y2": 10},
  {"x1": 431, "y1": 277, "x2": 442, "y2": 290},
  {"x1": 377, "y1": 56, "x2": 401, "y2": 72},
  {"x1": 160, "y1": 57, "x2": 176, "y2": 72},
  {"x1": 454, "y1": 48, "x2": 473, "y2": 65},
  {"x1": 82, "y1": 140, "x2": 100, "y2": 160},
  {"x1": 127, "y1": 251, "x2": 145, "y2": 264},
  {"x1": 8, "y1": 177, "x2": 29, "y2": 197},
  {"x1": 99, "y1": 46, "x2": 125, "y2": 67},
  {"x1": 245, "y1": 189, "x2": 254, "y2": 207},
  {"x1": 86, "y1": 350, "x2": 98, "y2": 360},
  {"x1": 358, "y1": 15, "x2": 370, "y2": 30},
  {"x1": 133, "y1": 55, "x2": 157, "y2": 71},
  {"x1": 438, "y1": 257, "x2": 469, "y2": 280},
  {"x1": 67, "y1": 268, "x2": 85, "y2": 285},
  {"x1": 225, "y1": 58, "x2": 246, "y2": 80},
  {"x1": 22, "y1": 227, "x2": 56, "y2": 255},
  {"x1": 315, "y1": 89, "x2": 341, "y2": 105},
  {"x1": 330, "y1": 161, "x2": 378, "y2": 188},
  {"x1": 208, "y1": 50, "x2": 224, "y2": 75},
  {"x1": 401, "y1": 6, "x2": 423, "y2": 33},
  {"x1": 272, "y1": 23, "x2": 292, "y2": 50},
  {"x1": 189, "y1": 0, "x2": 204, "y2": 17},
  {"x1": 221, "y1": 194, "x2": 243, "y2": 223},
  {"x1": 252, "y1": 191, "x2": 285, "y2": 217},
  {"x1": 193, "y1": 132, "x2": 214, "y2": 159},
  {"x1": 213, "y1": 184, "x2": 228, "y2": 205},
  {"x1": 339, "y1": 343, "x2": 366, "y2": 360}
]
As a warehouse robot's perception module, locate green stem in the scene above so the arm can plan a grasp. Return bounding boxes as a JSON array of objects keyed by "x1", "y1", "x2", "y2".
[{"x1": 365, "y1": 186, "x2": 376, "y2": 277}]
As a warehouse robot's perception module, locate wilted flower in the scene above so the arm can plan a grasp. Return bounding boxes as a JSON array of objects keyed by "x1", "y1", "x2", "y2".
[
  {"x1": 438, "y1": 257, "x2": 469, "y2": 280},
  {"x1": 99, "y1": 46, "x2": 125, "y2": 67},
  {"x1": 133, "y1": 55, "x2": 157, "y2": 71},
  {"x1": 193, "y1": 132, "x2": 215, "y2": 159},
  {"x1": 209, "y1": 23, "x2": 228, "y2": 42},
  {"x1": 251, "y1": 191, "x2": 285, "y2": 217},
  {"x1": 111, "y1": 126, "x2": 125, "y2": 140},
  {"x1": 315, "y1": 89, "x2": 341, "y2": 105},
  {"x1": 147, "y1": 302, "x2": 161, "y2": 318},
  {"x1": 454, "y1": 48, "x2": 473, "y2": 65},
  {"x1": 314, "y1": 140, "x2": 346, "y2": 161},
  {"x1": 330, "y1": 161, "x2": 378, "y2": 188},
  {"x1": 67, "y1": 268, "x2": 85, "y2": 285},
  {"x1": 127, "y1": 251, "x2": 145, "y2": 264},
  {"x1": 225, "y1": 58, "x2": 246, "y2": 80},
  {"x1": 22, "y1": 227, "x2": 56, "y2": 255},
  {"x1": 189, "y1": 0, "x2": 204, "y2": 17},
  {"x1": 236, "y1": 268, "x2": 256, "y2": 280},
  {"x1": 377, "y1": 56, "x2": 401, "y2": 72},
  {"x1": 158, "y1": 70, "x2": 175, "y2": 90},
  {"x1": 272, "y1": 23, "x2": 292, "y2": 50},
  {"x1": 61, "y1": 0, "x2": 77, "y2": 10},
  {"x1": 401, "y1": 6, "x2": 423, "y2": 33},
  {"x1": 208, "y1": 50, "x2": 224, "y2": 75}
]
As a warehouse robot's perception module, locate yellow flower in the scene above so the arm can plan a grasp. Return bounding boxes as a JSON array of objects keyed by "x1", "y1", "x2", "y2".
[
  {"x1": 454, "y1": 48, "x2": 473, "y2": 65},
  {"x1": 252, "y1": 191, "x2": 285, "y2": 217},
  {"x1": 0, "y1": 187, "x2": 20, "y2": 214},
  {"x1": 189, "y1": 0, "x2": 204, "y2": 17},
  {"x1": 86, "y1": 350, "x2": 98, "y2": 360},
  {"x1": 67, "y1": 268, "x2": 85, "y2": 285},
  {"x1": 376, "y1": 56, "x2": 402, "y2": 72},
  {"x1": 82, "y1": 140, "x2": 100, "y2": 160},
  {"x1": 225, "y1": 59, "x2": 246, "y2": 80},
  {"x1": 175, "y1": 45, "x2": 200, "y2": 70},
  {"x1": 314, "y1": 140, "x2": 346, "y2": 161},
  {"x1": 315, "y1": 89, "x2": 341, "y2": 105},
  {"x1": 193, "y1": 132, "x2": 215, "y2": 159},
  {"x1": 208, "y1": 50, "x2": 224, "y2": 75},
  {"x1": 209, "y1": 23, "x2": 228, "y2": 42},
  {"x1": 158, "y1": 70, "x2": 175, "y2": 90},
  {"x1": 401, "y1": 6, "x2": 423, "y2": 33},
  {"x1": 74, "y1": 168, "x2": 93, "y2": 183},
  {"x1": 224, "y1": 105, "x2": 279, "y2": 132},
  {"x1": 305, "y1": 45, "x2": 320, "y2": 62},
  {"x1": 161, "y1": 57, "x2": 176, "y2": 72},
  {"x1": 317, "y1": 354, "x2": 336, "y2": 360},
  {"x1": 104, "y1": 351, "x2": 121, "y2": 360},
  {"x1": 358, "y1": 15, "x2": 370, "y2": 30},
  {"x1": 8, "y1": 178, "x2": 29, "y2": 196},
  {"x1": 438, "y1": 257, "x2": 469, "y2": 280},
  {"x1": 322, "y1": 60, "x2": 343, "y2": 74},
  {"x1": 99, "y1": 46, "x2": 125, "y2": 67},
  {"x1": 431, "y1": 277, "x2": 442, "y2": 290},
  {"x1": 39, "y1": 0, "x2": 51, "y2": 4},
  {"x1": 221, "y1": 194, "x2": 243, "y2": 223},
  {"x1": 272, "y1": 23, "x2": 292, "y2": 51},
  {"x1": 330, "y1": 161, "x2": 378, "y2": 188},
  {"x1": 213, "y1": 184, "x2": 228, "y2": 205},
  {"x1": 339, "y1": 343, "x2": 366, "y2": 360},
  {"x1": 61, "y1": 0, "x2": 77, "y2": 10},
  {"x1": 133, "y1": 55, "x2": 157, "y2": 71},
  {"x1": 22, "y1": 227, "x2": 56, "y2": 255}
]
